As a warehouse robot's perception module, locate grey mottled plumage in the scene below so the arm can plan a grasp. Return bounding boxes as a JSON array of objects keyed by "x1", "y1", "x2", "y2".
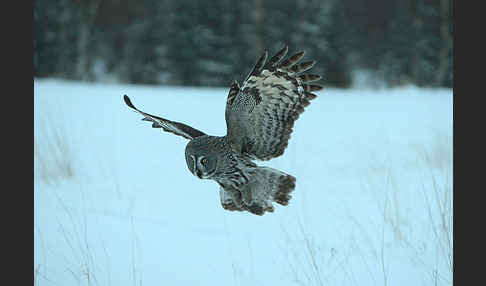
[{"x1": 124, "y1": 46, "x2": 322, "y2": 215}]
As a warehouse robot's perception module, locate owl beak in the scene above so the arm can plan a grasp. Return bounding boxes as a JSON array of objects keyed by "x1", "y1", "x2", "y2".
[{"x1": 194, "y1": 169, "x2": 203, "y2": 179}]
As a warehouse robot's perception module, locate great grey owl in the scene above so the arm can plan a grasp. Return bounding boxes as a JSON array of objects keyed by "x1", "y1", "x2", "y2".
[{"x1": 124, "y1": 46, "x2": 322, "y2": 216}]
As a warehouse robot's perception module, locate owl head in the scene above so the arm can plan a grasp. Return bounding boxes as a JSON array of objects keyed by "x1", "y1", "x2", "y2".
[{"x1": 185, "y1": 136, "x2": 218, "y2": 179}]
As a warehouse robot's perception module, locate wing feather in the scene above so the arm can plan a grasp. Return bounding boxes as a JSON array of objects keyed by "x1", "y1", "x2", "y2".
[
  {"x1": 225, "y1": 47, "x2": 323, "y2": 160},
  {"x1": 264, "y1": 45, "x2": 288, "y2": 68},
  {"x1": 124, "y1": 95, "x2": 206, "y2": 140}
]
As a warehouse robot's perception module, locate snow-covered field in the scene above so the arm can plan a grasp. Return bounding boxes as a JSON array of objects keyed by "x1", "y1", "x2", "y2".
[{"x1": 34, "y1": 79, "x2": 453, "y2": 286}]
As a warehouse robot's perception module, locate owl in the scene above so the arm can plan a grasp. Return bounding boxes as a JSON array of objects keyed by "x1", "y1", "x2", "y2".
[{"x1": 124, "y1": 46, "x2": 322, "y2": 215}]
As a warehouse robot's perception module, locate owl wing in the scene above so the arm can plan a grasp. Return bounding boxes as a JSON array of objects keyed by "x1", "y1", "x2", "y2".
[
  {"x1": 124, "y1": 95, "x2": 206, "y2": 140},
  {"x1": 226, "y1": 46, "x2": 322, "y2": 161}
]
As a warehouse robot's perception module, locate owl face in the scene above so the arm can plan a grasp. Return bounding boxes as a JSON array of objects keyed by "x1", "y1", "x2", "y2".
[{"x1": 185, "y1": 140, "x2": 217, "y2": 179}]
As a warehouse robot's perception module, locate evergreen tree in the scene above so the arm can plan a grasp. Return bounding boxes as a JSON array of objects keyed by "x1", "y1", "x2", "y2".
[{"x1": 33, "y1": 0, "x2": 453, "y2": 88}]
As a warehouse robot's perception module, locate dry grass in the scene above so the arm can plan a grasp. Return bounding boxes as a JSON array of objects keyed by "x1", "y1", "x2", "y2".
[
  {"x1": 376, "y1": 133, "x2": 452, "y2": 284},
  {"x1": 419, "y1": 141, "x2": 453, "y2": 281},
  {"x1": 375, "y1": 133, "x2": 453, "y2": 285},
  {"x1": 35, "y1": 187, "x2": 112, "y2": 286},
  {"x1": 408, "y1": 133, "x2": 453, "y2": 284},
  {"x1": 34, "y1": 111, "x2": 75, "y2": 184},
  {"x1": 280, "y1": 131, "x2": 453, "y2": 285}
]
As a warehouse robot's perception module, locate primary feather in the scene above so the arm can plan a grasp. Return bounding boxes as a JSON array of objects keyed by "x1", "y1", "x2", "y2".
[
  {"x1": 123, "y1": 95, "x2": 206, "y2": 140},
  {"x1": 225, "y1": 46, "x2": 322, "y2": 161}
]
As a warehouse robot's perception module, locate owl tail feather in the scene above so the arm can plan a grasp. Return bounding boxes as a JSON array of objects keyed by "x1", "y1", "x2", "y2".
[
  {"x1": 269, "y1": 169, "x2": 296, "y2": 206},
  {"x1": 247, "y1": 166, "x2": 296, "y2": 214},
  {"x1": 220, "y1": 166, "x2": 296, "y2": 216}
]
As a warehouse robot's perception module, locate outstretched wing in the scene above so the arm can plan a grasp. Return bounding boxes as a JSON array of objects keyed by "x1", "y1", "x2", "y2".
[
  {"x1": 226, "y1": 46, "x2": 322, "y2": 161},
  {"x1": 124, "y1": 95, "x2": 206, "y2": 140}
]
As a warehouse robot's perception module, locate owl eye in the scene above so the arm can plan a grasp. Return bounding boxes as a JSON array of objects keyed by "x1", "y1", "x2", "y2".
[{"x1": 201, "y1": 158, "x2": 208, "y2": 165}]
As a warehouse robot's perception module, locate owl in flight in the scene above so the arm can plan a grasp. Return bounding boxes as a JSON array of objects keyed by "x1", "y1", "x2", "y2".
[{"x1": 124, "y1": 46, "x2": 322, "y2": 215}]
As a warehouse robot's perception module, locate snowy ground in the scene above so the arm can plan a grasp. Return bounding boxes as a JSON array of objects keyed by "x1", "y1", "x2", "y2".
[{"x1": 34, "y1": 79, "x2": 453, "y2": 286}]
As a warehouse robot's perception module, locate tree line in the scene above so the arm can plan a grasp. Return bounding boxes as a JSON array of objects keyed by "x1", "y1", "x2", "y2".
[{"x1": 34, "y1": 0, "x2": 452, "y2": 88}]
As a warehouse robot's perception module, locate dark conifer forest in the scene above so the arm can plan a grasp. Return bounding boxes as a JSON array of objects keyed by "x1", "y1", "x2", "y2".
[{"x1": 34, "y1": 0, "x2": 452, "y2": 88}]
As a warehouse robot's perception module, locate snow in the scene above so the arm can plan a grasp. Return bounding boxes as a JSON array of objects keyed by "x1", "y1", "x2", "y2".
[{"x1": 34, "y1": 79, "x2": 453, "y2": 286}]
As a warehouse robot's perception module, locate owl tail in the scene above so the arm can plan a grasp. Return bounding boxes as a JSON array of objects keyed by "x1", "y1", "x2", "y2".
[
  {"x1": 262, "y1": 167, "x2": 296, "y2": 206},
  {"x1": 245, "y1": 166, "x2": 296, "y2": 214}
]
